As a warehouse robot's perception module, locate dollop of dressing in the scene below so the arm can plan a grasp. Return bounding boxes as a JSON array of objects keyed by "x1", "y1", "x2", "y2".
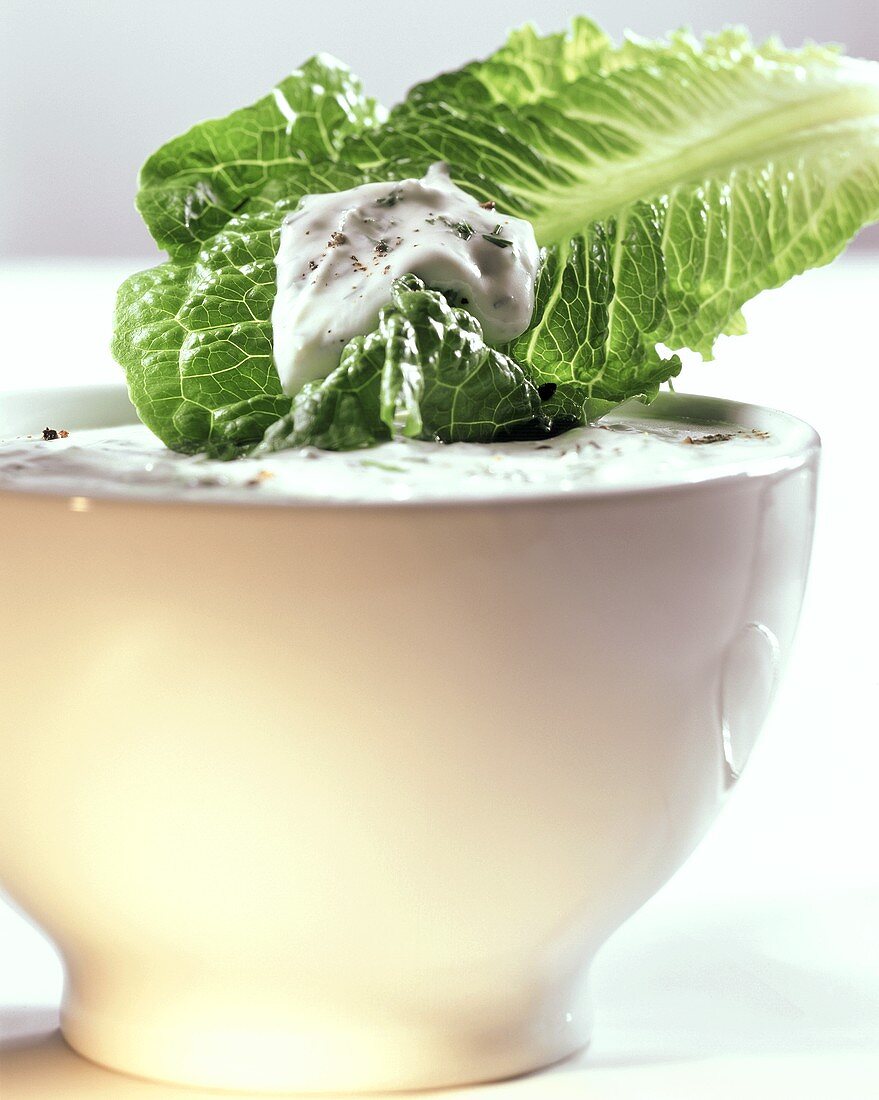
[{"x1": 272, "y1": 163, "x2": 540, "y2": 393}]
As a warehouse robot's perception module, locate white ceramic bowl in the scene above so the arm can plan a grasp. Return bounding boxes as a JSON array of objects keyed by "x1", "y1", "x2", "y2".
[{"x1": 0, "y1": 387, "x2": 819, "y2": 1093}]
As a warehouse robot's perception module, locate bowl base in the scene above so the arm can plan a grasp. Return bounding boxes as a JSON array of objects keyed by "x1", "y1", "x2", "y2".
[{"x1": 60, "y1": 981, "x2": 591, "y2": 1094}]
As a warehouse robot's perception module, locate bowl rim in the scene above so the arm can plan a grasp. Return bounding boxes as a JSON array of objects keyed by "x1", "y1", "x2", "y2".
[{"x1": 0, "y1": 384, "x2": 821, "y2": 514}]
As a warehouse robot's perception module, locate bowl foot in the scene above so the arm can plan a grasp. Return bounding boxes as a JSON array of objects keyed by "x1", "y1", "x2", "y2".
[{"x1": 60, "y1": 979, "x2": 591, "y2": 1094}]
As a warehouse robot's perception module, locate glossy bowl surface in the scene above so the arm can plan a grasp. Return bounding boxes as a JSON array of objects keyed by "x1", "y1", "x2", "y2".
[{"x1": 0, "y1": 388, "x2": 819, "y2": 1093}]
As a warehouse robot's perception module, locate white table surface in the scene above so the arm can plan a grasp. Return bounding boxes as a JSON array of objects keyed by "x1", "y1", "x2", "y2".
[{"x1": 1, "y1": 255, "x2": 878, "y2": 1098}]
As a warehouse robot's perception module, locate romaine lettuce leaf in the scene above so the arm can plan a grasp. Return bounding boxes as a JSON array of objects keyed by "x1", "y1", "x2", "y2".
[
  {"x1": 505, "y1": 210, "x2": 682, "y2": 420},
  {"x1": 256, "y1": 334, "x2": 388, "y2": 455},
  {"x1": 404, "y1": 16, "x2": 611, "y2": 111},
  {"x1": 114, "y1": 22, "x2": 879, "y2": 455},
  {"x1": 346, "y1": 30, "x2": 879, "y2": 357},
  {"x1": 136, "y1": 56, "x2": 386, "y2": 258},
  {"x1": 255, "y1": 276, "x2": 546, "y2": 454},
  {"x1": 114, "y1": 169, "x2": 372, "y2": 454}
]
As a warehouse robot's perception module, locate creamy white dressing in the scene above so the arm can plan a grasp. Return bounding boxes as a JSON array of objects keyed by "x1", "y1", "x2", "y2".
[
  {"x1": 271, "y1": 163, "x2": 540, "y2": 393},
  {"x1": 0, "y1": 415, "x2": 787, "y2": 506}
]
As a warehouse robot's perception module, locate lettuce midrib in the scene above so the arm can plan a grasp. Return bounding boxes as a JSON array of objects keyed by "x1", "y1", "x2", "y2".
[{"x1": 532, "y1": 81, "x2": 879, "y2": 244}]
